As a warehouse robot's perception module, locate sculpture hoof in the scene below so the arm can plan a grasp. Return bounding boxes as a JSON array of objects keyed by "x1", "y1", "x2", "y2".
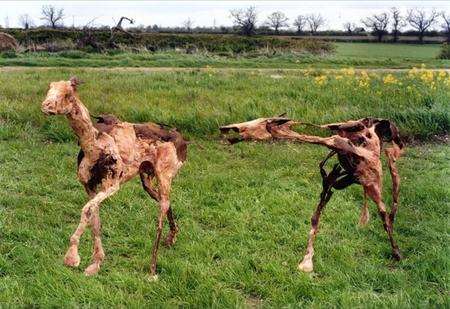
[
  {"x1": 358, "y1": 216, "x2": 369, "y2": 227},
  {"x1": 84, "y1": 263, "x2": 100, "y2": 276},
  {"x1": 359, "y1": 210, "x2": 370, "y2": 226},
  {"x1": 393, "y1": 249, "x2": 402, "y2": 261},
  {"x1": 64, "y1": 250, "x2": 80, "y2": 268},
  {"x1": 164, "y1": 234, "x2": 177, "y2": 247},
  {"x1": 148, "y1": 274, "x2": 158, "y2": 282},
  {"x1": 298, "y1": 259, "x2": 314, "y2": 273}
]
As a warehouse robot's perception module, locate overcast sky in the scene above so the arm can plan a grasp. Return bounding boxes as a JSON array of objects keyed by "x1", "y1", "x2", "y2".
[{"x1": 1, "y1": 1, "x2": 449, "y2": 30}]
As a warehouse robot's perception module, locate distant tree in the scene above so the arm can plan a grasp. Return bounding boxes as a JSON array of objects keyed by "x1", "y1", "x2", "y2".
[
  {"x1": 41, "y1": 5, "x2": 64, "y2": 29},
  {"x1": 77, "y1": 17, "x2": 103, "y2": 52},
  {"x1": 4, "y1": 16, "x2": 9, "y2": 28},
  {"x1": 343, "y1": 22, "x2": 357, "y2": 34},
  {"x1": 182, "y1": 17, "x2": 194, "y2": 32},
  {"x1": 406, "y1": 8, "x2": 439, "y2": 43},
  {"x1": 306, "y1": 14, "x2": 326, "y2": 34},
  {"x1": 441, "y1": 12, "x2": 450, "y2": 42},
  {"x1": 220, "y1": 25, "x2": 230, "y2": 34},
  {"x1": 19, "y1": 14, "x2": 34, "y2": 30},
  {"x1": 362, "y1": 13, "x2": 389, "y2": 42},
  {"x1": 390, "y1": 7, "x2": 405, "y2": 42},
  {"x1": 146, "y1": 24, "x2": 159, "y2": 32},
  {"x1": 265, "y1": 11, "x2": 289, "y2": 34},
  {"x1": 230, "y1": 6, "x2": 258, "y2": 36},
  {"x1": 293, "y1": 15, "x2": 307, "y2": 34}
]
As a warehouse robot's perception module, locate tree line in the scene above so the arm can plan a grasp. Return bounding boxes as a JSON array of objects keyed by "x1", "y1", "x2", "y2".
[{"x1": 3, "y1": 5, "x2": 450, "y2": 43}]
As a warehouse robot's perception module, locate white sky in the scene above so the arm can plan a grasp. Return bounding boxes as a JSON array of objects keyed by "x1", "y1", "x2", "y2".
[{"x1": 1, "y1": 1, "x2": 449, "y2": 30}]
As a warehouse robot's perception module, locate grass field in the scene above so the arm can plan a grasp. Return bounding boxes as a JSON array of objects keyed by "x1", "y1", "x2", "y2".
[
  {"x1": 334, "y1": 43, "x2": 442, "y2": 59},
  {"x1": 0, "y1": 42, "x2": 449, "y2": 69},
  {"x1": 1, "y1": 68, "x2": 448, "y2": 140},
  {"x1": 0, "y1": 69, "x2": 449, "y2": 306}
]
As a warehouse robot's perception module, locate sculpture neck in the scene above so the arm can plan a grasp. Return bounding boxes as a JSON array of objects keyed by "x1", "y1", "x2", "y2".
[{"x1": 66, "y1": 96, "x2": 98, "y2": 153}]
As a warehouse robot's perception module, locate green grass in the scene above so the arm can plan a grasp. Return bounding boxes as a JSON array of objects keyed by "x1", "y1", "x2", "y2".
[
  {"x1": 1, "y1": 137, "x2": 449, "y2": 306},
  {"x1": 1, "y1": 43, "x2": 449, "y2": 69},
  {"x1": 335, "y1": 43, "x2": 442, "y2": 59},
  {"x1": 1, "y1": 68, "x2": 448, "y2": 140},
  {"x1": 0, "y1": 69, "x2": 449, "y2": 306}
]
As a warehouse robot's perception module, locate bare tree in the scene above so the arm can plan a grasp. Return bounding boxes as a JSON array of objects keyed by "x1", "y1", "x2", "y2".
[
  {"x1": 293, "y1": 15, "x2": 307, "y2": 34},
  {"x1": 76, "y1": 17, "x2": 104, "y2": 52},
  {"x1": 390, "y1": 7, "x2": 406, "y2": 43},
  {"x1": 407, "y1": 8, "x2": 439, "y2": 43},
  {"x1": 109, "y1": 16, "x2": 134, "y2": 47},
  {"x1": 442, "y1": 11, "x2": 450, "y2": 42},
  {"x1": 41, "y1": 5, "x2": 64, "y2": 29},
  {"x1": 343, "y1": 22, "x2": 357, "y2": 34},
  {"x1": 265, "y1": 11, "x2": 289, "y2": 34},
  {"x1": 19, "y1": 14, "x2": 34, "y2": 30},
  {"x1": 230, "y1": 6, "x2": 258, "y2": 36},
  {"x1": 182, "y1": 17, "x2": 194, "y2": 32},
  {"x1": 362, "y1": 13, "x2": 389, "y2": 42},
  {"x1": 306, "y1": 14, "x2": 326, "y2": 34}
]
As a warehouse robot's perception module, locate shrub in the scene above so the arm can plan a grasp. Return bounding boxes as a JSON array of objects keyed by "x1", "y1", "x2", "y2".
[
  {"x1": 437, "y1": 43, "x2": 450, "y2": 59},
  {"x1": 3, "y1": 29, "x2": 335, "y2": 55},
  {"x1": 58, "y1": 50, "x2": 88, "y2": 59},
  {"x1": 0, "y1": 32, "x2": 19, "y2": 51},
  {"x1": 0, "y1": 50, "x2": 17, "y2": 58}
]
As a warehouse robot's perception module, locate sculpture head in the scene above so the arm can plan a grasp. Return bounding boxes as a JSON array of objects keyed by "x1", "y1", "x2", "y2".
[
  {"x1": 41, "y1": 77, "x2": 82, "y2": 116},
  {"x1": 323, "y1": 117, "x2": 403, "y2": 149},
  {"x1": 220, "y1": 117, "x2": 292, "y2": 144}
]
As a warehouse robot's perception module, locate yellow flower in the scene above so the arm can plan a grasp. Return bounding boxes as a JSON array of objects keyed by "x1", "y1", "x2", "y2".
[
  {"x1": 314, "y1": 75, "x2": 327, "y2": 85},
  {"x1": 341, "y1": 67, "x2": 355, "y2": 76},
  {"x1": 438, "y1": 70, "x2": 447, "y2": 80},
  {"x1": 408, "y1": 67, "x2": 419, "y2": 78},
  {"x1": 420, "y1": 70, "x2": 434, "y2": 83},
  {"x1": 383, "y1": 74, "x2": 398, "y2": 85},
  {"x1": 445, "y1": 77, "x2": 450, "y2": 87},
  {"x1": 357, "y1": 70, "x2": 370, "y2": 88},
  {"x1": 359, "y1": 80, "x2": 369, "y2": 88},
  {"x1": 335, "y1": 75, "x2": 343, "y2": 80}
]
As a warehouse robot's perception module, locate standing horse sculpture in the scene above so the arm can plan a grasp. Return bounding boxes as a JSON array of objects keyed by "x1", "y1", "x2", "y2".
[
  {"x1": 220, "y1": 116, "x2": 403, "y2": 272},
  {"x1": 41, "y1": 77, "x2": 188, "y2": 279}
]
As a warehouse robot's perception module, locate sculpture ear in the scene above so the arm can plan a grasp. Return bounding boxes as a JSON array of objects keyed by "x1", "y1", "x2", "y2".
[
  {"x1": 374, "y1": 119, "x2": 404, "y2": 149},
  {"x1": 336, "y1": 121, "x2": 365, "y2": 132},
  {"x1": 69, "y1": 76, "x2": 83, "y2": 90}
]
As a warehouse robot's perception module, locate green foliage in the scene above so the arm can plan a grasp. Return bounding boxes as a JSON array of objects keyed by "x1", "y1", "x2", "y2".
[
  {"x1": 438, "y1": 43, "x2": 450, "y2": 60},
  {"x1": 0, "y1": 51, "x2": 17, "y2": 58},
  {"x1": 58, "y1": 50, "x2": 89, "y2": 59},
  {"x1": 5, "y1": 29, "x2": 334, "y2": 54}
]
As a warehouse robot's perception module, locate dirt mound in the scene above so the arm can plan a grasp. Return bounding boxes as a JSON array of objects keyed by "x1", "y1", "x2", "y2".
[{"x1": 0, "y1": 32, "x2": 18, "y2": 51}]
